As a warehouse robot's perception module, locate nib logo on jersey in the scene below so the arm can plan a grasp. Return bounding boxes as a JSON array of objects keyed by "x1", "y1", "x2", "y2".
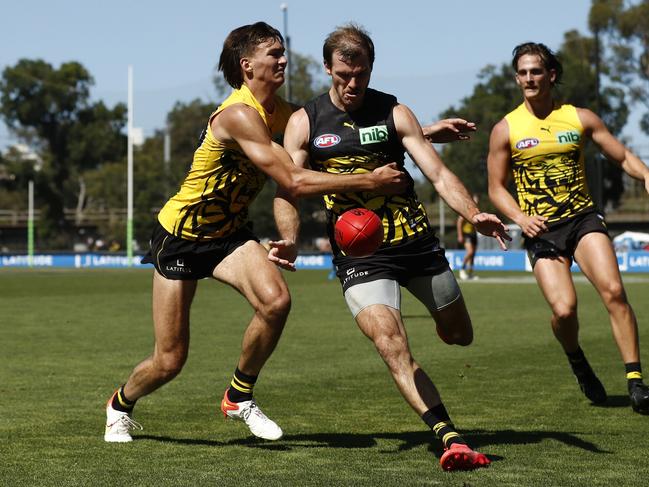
[
  {"x1": 556, "y1": 131, "x2": 580, "y2": 144},
  {"x1": 165, "y1": 258, "x2": 191, "y2": 274},
  {"x1": 342, "y1": 266, "x2": 369, "y2": 286},
  {"x1": 359, "y1": 125, "x2": 388, "y2": 145}
]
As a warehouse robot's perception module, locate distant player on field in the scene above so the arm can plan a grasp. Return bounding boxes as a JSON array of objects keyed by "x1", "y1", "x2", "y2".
[
  {"x1": 104, "y1": 21, "x2": 410, "y2": 443},
  {"x1": 488, "y1": 42, "x2": 649, "y2": 413},
  {"x1": 456, "y1": 193, "x2": 480, "y2": 280},
  {"x1": 278, "y1": 23, "x2": 510, "y2": 471}
]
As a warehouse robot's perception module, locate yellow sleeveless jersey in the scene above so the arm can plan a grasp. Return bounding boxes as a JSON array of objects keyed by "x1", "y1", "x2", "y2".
[
  {"x1": 505, "y1": 103, "x2": 593, "y2": 224},
  {"x1": 158, "y1": 85, "x2": 293, "y2": 240},
  {"x1": 461, "y1": 219, "x2": 475, "y2": 235}
]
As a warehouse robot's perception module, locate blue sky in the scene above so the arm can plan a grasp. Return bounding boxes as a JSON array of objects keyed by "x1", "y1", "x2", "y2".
[{"x1": 2, "y1": 0, "x2": 645, "y2": 152}]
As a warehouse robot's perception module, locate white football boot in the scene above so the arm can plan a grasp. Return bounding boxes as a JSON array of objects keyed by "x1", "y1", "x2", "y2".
[
  {"x1": 104, "y1": 394, "x2": 142, "y2": 442},
  {"x1": 221, "y1": 390, "x2": 283, "y2": 440}
]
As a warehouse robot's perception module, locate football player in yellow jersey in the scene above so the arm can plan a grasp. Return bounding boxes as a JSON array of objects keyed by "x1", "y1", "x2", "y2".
[
  {"x1": 457, "y1": 194, "x2": 480, "y2": 280},
  {"x1": 104, "y1": 22, "x2": 413, "y2": 444},
  {"x1": 488, "y1": 42, "x2": 649, "y2": 414},
  {"x1": 279, "y1": 23, "x2": 510, "y2": 471}
]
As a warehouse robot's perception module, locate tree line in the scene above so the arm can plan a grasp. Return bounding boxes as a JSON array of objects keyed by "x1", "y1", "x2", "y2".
[{"x1": 1, "y1": 0, "x2": 647, "y2": 251}]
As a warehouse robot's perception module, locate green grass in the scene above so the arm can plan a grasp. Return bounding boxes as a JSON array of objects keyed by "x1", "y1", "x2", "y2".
[{"x1": 1, "y1": 269, "x2": 648, "y2": 486}]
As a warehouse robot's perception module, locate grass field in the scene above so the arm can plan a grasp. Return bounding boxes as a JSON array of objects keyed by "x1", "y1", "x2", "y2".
[{"x1": 1, "y1": 268, "x2": 649, "y2": 486}]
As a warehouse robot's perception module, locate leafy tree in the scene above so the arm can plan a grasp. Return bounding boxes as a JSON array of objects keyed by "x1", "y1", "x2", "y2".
[
  {"x1": 589, "y1": 0, "x2": 649, "y2": 133},
  {"x1": 0, "y1": 145, "x2": 40, "y2": 206},
  {"x1": 0, "y1": 59, "x2": 126, "y2": 248}
]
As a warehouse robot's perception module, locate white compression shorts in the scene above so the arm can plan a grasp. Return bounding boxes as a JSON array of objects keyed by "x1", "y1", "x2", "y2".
[{"x1": 343, "y1": 267, "x2": 461, "y2": 318}]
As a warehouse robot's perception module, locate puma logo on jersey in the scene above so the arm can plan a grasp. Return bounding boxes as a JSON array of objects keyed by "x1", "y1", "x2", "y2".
[
  {"x1": 540, "y1": 126, "x2": 551, "y2": 134},
  {"x1": 343, "y1": 122, "x2": 356, "y2": 131}
]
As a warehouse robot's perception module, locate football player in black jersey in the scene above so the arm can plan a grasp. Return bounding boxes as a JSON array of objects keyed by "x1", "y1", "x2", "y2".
[{"x1": 278, "y1": 23, "x2": 510, "y2": 471}]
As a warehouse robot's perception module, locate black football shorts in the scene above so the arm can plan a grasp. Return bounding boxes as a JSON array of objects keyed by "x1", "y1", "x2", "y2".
[
  {"x1": 524, "y1": 210, "x2": 609, "y2": 268},
  {"x1": 141, "y1": 220, "x2": 258, "y2": 280},
  {"x1": 462, "y1": 232, "x2": 478, "y2": 247},
  {"x1": 333, "y1": 231, "x2": 449, "y2": 294}
]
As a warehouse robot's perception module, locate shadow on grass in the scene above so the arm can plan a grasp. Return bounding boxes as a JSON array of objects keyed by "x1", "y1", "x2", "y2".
[
  {"x1": 136, "y1": 426, "x2": 610, "y2": 461},
  {"x1": 596, "y1": 394, "x2": 630, "y2": 408},
  {"x1": 136, "y1": 435, "x2": 227, "y2": 447},
  {"x1": 467, "y1": 428, "x2": 610, "y2": 454}
]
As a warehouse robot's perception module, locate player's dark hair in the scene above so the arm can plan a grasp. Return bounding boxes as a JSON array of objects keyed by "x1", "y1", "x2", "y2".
[
  {"x1": 323, "y1": 23, "x2": 375, "y2": 69},
  {"x1": 218, "y1": 22, "x2": 284, "y2": 88},
  {"x1": 512, "y1": 42, "x2": 563, "y2": 85}
]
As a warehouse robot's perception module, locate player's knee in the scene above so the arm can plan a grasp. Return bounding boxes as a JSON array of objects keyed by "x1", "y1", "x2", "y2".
[
  {"x1": 600, "y1": 281, "x2": 627, "y2": 307},
  {"x1": 374, "y1": 333, "x2": 409, "y2": 362},
  {"x1": 552, "y1": 301, "x2": 577, "y2": 321},
  {"x1": 257, "y1": 286, "x2": 291, "y2": 323},
  {"x1": 154, "y1": 349, "x2": 187, "y2": 381}
]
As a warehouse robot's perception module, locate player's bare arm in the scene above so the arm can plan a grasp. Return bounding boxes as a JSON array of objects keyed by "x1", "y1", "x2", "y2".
[
  {"x1": 270, "y1": 184, "x2": 300, "y2": 271},
  {"x1": 487, "y1": 118, "x2": 548, "y2": 238},
  {"x1": 270, "y1": 109, "x2": 312, "y2": 271},
  {"x1": 395, "y1": 104, "x2": 510, "y2": 249},
  {"x1": 578, "y1": 108, "x2": 649, "y2": 194},
  {"x1": 423, "y1": 118, "x2": 477, "y2": 143},
  {"x1": 214, "y1": 104, "x2": 408, "y2": 198}
]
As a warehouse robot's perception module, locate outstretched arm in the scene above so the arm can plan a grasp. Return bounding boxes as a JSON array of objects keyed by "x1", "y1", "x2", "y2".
[
  {"x1": 212, "y1": 104, "x2": 408, "y2": 199},
  {"x1": 423, "y1": 118, "x2": 477, "y2": 143},
  {"x1": 487, "y1": 119, "x2": 548, "y2": 238},
  {"x1": 394, "y1": 104, "x2": 510, "y2": 249},
  {"x1": 579, "y1": 108, "x2": 649, "y2": 195}
]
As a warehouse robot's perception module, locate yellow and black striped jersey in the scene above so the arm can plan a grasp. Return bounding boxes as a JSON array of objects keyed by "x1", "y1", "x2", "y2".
[
  {"x1": 460, "y1": 219, "x2": 475, "y2": 235},
  {"x1": 158, "y1": 85, "x2": 293, "y2": 241},
  {"x1": 505, "y1": 103, "x2": 593, "y2": 224},
  {"x1": 304, "y1": 89, "x2": 431, "y2": 252}
]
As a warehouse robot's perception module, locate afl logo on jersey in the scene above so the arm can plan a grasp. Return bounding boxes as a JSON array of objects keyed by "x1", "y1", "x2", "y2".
[
  {"x1": 314, "y1": 134, "x2": 341, "y2": 148},
  {"x1": 515, "y1": 138, "x2": 539, "y2": 150}
]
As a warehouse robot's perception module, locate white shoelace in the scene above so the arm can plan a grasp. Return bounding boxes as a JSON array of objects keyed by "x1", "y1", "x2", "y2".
[
  {"x1": 116, "y1": 414, "x2": 143, "y2": 432},
  {"x1": 241, "y1": 401, "x2": 268, "y2": 422}
]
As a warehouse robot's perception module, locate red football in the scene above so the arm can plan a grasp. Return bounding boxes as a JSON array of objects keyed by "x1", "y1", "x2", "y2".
[{"x1": 334, "y1": 208, "x2": 384, "y2": 257}]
